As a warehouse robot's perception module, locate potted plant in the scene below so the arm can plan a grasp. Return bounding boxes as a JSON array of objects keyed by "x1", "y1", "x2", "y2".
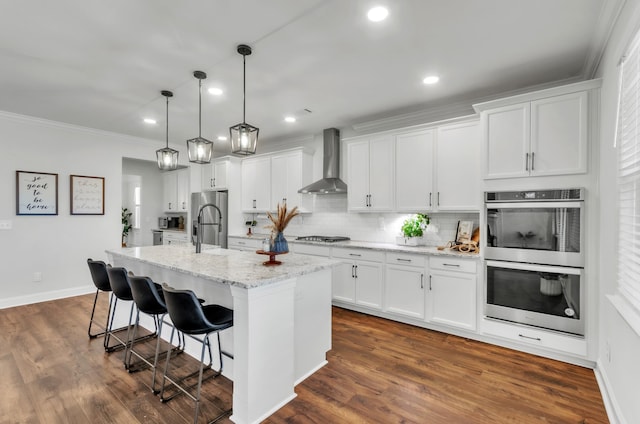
[
  {"x1": 122, "y1": 207, "x2": 132, "y2": 247},
  {"x1": 397, "y1": 213, "x2": 430, "y2": 246}
]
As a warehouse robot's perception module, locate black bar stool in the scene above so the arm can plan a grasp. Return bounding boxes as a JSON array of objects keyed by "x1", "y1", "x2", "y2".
[
  {"x1": 160, "y1": 284, "x2": 233, "y2": 424},
  {"x1": 106, "y1": 266, "x2": 158, "y2": 366},
  {"x1": 128, "y1": 275, "x2": 185, "y2": 392},
  {"x1": 86, "y1": 258, "x2": 128, "y2": 352}
]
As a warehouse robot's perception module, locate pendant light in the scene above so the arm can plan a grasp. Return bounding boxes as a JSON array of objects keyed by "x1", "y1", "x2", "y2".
[
  {"x1": 187, "y1": 71, "x2": 213, "y2": 164},
  {"x1": 230, "y1": 44, "x2": 258, "y2": 155},
  {"x1": 156, "y1": 90, "x2": 179, "y2": 170}
]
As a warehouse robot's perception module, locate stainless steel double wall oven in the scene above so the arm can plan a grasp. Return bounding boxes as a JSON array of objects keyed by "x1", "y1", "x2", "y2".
[{"x1": 484, "y1": 189, "x2": 585, "y2": 335}]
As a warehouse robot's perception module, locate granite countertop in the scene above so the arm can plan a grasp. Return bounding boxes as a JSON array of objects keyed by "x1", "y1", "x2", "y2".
[
  {"x1": 229, "y1": 233, "x2": 481, "y2": 259},
  {"x1": 106, "y1": 244, "x2": 340, "y2": 289}
]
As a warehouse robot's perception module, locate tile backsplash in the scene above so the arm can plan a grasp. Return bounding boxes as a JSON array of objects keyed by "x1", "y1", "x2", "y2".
[{"x1": 246, "y1": 194, "x2": 479, "y2": 247}]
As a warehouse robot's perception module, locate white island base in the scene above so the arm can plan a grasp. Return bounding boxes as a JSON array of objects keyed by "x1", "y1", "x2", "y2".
[{"x1": 107, "y1": 245, "x2": 334, "y2": 424}]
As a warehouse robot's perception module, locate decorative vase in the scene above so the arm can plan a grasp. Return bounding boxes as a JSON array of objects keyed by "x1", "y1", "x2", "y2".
[{"x1": 271, "y1": 232, "x2": 288, "y2": 253}]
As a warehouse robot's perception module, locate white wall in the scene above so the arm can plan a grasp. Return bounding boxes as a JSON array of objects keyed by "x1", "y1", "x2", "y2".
[
  {"x1": 595, "y1": 0, "x2": 640, "y2": 423},
  {"x1": 0, "y1": 111, "x2": 186, "y2": 308}
]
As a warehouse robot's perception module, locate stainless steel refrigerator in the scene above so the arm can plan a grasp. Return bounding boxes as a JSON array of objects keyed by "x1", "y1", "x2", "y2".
[{"x1": 190, "y1": 191, "x2": 228, "y2": 248}]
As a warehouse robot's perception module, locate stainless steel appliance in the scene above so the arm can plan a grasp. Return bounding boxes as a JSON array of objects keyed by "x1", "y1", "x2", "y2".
[
  {"x1": 158, "y1": 217, "x2": 168, "y2": 229},
  {"x1": 485, "y1": 188, "x2": 584, "y2": 267},
  {"x1": 191, "y1": 191, "x2": 228, "y2": 248},
  {"x1": 298, "y1": 128, "x2": 347, "y2": 194},
  {"x1": 485, "y1": 260, "x2": 584, "y2": 335},
  {"x1": 152, "y1": 230, "x2": 163, "y2": 245},
  {"x1": 484, "y1": 188, "x2": 585, "y2": 336}
]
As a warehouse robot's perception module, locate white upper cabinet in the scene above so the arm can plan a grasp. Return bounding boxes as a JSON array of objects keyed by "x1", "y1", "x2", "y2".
[
  {"x1": 395, "y1": 129, "x2": 434, "y2": 211},
  {"x1": 163, "y1": 169, "x2": 189, "y2": 212},
  {"x1": 241, "y1": 156, "x2": 271, "y2": 212},
  {"x1": 270, "y1": 149, "x2": 313, "y2": 213},
  {"x1": 346, "y1": 135, "x2": 394, "y2": 212},
  {"x1": 530, "y1": 92, "x2": 588, "y2": 176},
  {"x1": 435, "y1": 121, "x2": 481, "y2": 210},
  {"x1": 395, "y1": 121, "x2": 481, "y2": 212},
  {"x1": 475, "y1": 82, "x2": 593, "y2": 180},
  {"x1": 202, "y1": 159, "x2": 230, "y2": 190}
]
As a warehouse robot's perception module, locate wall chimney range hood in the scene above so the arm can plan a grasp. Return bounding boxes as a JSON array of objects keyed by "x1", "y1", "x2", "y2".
[{"x1": 298, "y1": 128, "x2": 347, "y2": 194}]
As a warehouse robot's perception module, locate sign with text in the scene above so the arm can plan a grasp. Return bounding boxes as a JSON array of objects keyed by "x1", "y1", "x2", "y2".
[
  {"x1": 70, "y1": 175, "x2": 105, "y2": 215},
  {"x1": 16, "y1": 170, "x2": 58, "y2": 215}
]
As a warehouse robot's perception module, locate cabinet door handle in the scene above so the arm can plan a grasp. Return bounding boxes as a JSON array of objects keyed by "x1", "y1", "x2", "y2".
[
  {"x1": 443, "y1": 263, "x2": 460, "y2": 268},
  {"x1": 518, "y1": 334, "x2": 541, "y2": 341},
  {"x1": 397, "y1": 258, "x2": 411, "y2": 263},
  {"x1": 369, "y1": 194, "x2": 372, "y2": 208},
  {"x1": 252, "y1": 199, "x2": 256, "y2": 209},
  {"x1": 210, "y1": 178, "x2": 214, "y2": 187},
  {"x1": 429, "y1": 275, "x2": 432, "y2": 290},
  {"x1": 420, "y1": 273, "x2": 424, "y2": 289},
  {"x1": 429, "y1": 192, "x2": 432, "y2": 207},
  {"x1": 168, "y1": 202, "x2": 172, "y2": 210},
  {"x1": 437, "y1": 192, "x2": 440, "y2": 206},
  {"x1": 354, "y1": 265, "x2": 358, "y2": 278},
  {"x1": 531, "y1": 152, "x2": 535, "y2": 171},
  {"x1": 213, "y1": 178, "x2": 216, "y2": 187},
  {"x1": 364, "y1": 195, "x2": 368, "y2": 207},
  {"x1": 525, "y1": 153, "x2": 529, "y2": 171},
  {"x1": 351, "y1": 265, "x2": 355, "y2": 278},
  {"x1": 349, "y1": 253, "x2": 362, "y2": 257}
]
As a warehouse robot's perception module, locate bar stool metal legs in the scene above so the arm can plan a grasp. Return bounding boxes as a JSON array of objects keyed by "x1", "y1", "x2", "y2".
[{"x1": 160, "y1": 285, "x2": 234, "y2": 424}]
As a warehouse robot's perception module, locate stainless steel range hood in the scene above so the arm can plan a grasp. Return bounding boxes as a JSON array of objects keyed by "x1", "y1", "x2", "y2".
[{"x1": 298, "y1": 128, "x2": 347, "y2": 194}]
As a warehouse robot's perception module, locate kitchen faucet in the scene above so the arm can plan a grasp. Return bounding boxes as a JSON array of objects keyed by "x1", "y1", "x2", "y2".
[{"x1": 195, "y1": 203, "x2": 223, "y2": 253}]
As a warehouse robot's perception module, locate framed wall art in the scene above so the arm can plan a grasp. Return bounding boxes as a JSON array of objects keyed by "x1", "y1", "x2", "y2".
[
  {"x1": 16, "y1": 170, "x2": 58, "y2": 215},
  {"x1": 70, "y1": 175, "x2": 105, "y2": 215},
  {"x1": 455, "y1": 220, "x2": 474, "y2": 244}
]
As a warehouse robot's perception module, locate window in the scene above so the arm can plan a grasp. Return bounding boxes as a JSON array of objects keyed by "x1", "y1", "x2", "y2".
[
  {"x1": 614, "y1": 28, "x2": 640, "y2": 333},
  {"x1": 133, "y1": 186, "x2": 141, "y2": 229}
]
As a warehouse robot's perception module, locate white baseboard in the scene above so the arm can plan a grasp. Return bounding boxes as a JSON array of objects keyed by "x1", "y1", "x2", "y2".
[
  {"x1": 595, "y1": 360, "x2": 625, "y2": 424},
  {"x1": 0, "y1": 285, "x2": 95, "y2": 309}
]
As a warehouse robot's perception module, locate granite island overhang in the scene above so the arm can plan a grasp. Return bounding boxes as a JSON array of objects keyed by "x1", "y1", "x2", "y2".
[{"x1": 106, "y1": 244, "x2": 340, "y2": 424}]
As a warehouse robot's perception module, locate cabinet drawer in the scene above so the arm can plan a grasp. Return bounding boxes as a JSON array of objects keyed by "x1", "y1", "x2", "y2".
[
  {"x1": 429, "y1": 257, "x2": 477, "y2": 273},
  {"x1": 293, "y1": 243, "x2": 331, "y2": 257},
  {"x1": 228, "y1": 237, "x2": 260, "y2": 249},
  {"x1": 482, "y1": 318, "x2": 587, "y2": 356},
  {"x1": 332, "y1": 247, "x2": 384, "y2": 262},
  {"x1": 386, "y1": 252, "x2": 427, "y2": 268}
]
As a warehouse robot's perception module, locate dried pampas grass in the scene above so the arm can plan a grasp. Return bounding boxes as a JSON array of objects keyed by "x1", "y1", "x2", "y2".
[{"x1": 266, "y1": 203, "x2": 299, "y2": 234}]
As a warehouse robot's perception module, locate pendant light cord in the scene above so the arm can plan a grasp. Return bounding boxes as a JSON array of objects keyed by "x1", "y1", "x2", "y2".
[
  {"x1": 165, "y1": 95, "x2": 169, "y2": 148},
  {"x1": 198, "y1": 78, "x2": 202, "y2": 137},
  {"x1": 242, "y1": 53, "x2": 246, "y2": 124}
]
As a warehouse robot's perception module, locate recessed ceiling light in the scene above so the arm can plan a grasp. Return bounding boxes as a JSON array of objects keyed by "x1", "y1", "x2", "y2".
[
  {"x1": 367, "y1": 6, "x2": 388, "y2": 22},
  {"x1": 208, "y1": 87, "x2": 223, "y2": 96},
  {"x1": 217, "y1": 135, "x2": 227, "y2": 141},
  {"x1": 143, "y1": 118, "x2": 156, "y2": 124},
  {"x1": 284, "y1": 116, "x2": 296, "y2": 123},
  {"x1": 423, "y1": 75, "x2": 440, "y2": 85}
]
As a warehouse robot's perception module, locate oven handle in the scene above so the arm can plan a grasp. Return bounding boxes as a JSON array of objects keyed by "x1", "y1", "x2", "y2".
[
  {"x1": 485, "y1": 260, "x2": 582, "y2": 275},
  {"x1": 485, "y1": 201, "x2": 582, "y2": 209}
]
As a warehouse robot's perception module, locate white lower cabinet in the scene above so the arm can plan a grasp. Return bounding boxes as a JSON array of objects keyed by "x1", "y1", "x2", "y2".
[
  {"x1": 384, "y1": 253, "x2": 427, "y2": 319},
  {"x1": 291, "y1": 243, "x2": 331, "y2": 257},
  {"x1": 332, "y1": 247, "x2": 384, "y2": 310},
  {"x1": 163, "y1": 231, "x2": 188, "y2": 245},
  {"x1": 427, "y1": 257, "x2": 477, "y2": 331}
]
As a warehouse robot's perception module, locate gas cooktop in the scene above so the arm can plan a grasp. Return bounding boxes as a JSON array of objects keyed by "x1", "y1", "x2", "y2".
[{"x1": 296, "y1": 235, "x2": 351, "y2": 243}]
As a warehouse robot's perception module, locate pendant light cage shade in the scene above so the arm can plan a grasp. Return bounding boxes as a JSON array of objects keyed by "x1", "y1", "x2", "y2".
[
  {"x1": 156, "y1": 147, "x2": 179, "y2": 170},
  {"x1": 230, "y1": 44, "x2": 258, "y2": 156},
  {"x1": 187, "y1": 136, "x2": 213, "y2": 164},
  {"x1": 187, "y1": 71, "x2": 214, "y2": 164},
  {"x1": 230, "y1": 122, "x2": 259, "y2": 155},
  {"x1": 157, "y1": 90, "x2": 179, "y2": 171}
]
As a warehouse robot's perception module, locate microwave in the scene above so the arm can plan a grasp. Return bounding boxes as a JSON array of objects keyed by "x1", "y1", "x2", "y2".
[{"x1": 158, "y1": 217, "x2": 168, "y2": 229}]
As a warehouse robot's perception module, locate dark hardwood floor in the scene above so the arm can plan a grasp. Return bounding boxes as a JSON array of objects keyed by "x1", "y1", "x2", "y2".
[{"x1": 0, "y1": 294, "x2": 608, "y2": 423}]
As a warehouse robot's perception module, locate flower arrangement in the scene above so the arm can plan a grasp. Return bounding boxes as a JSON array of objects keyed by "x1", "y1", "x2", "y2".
[
  {"x1": 266, "y1": 203, "x2": 299, "y2": 253},
  {"x1": 266, "y1": 202, "x2": 299, "y2": 235}
]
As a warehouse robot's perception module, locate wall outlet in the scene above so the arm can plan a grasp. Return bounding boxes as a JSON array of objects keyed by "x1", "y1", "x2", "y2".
[
  {"x1": 0, "y1": 220, "x2": 12, "y2": 230},
  {"x1": 33, "y1": 272, "x2": 42, "y2": 282}
]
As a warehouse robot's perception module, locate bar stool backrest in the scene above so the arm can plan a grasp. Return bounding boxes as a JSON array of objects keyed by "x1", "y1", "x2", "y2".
[
  {"x1": 129, "y1": 276, "x2": 166, "y2": 315},
  {"x1": 87, "y1": 259, "x2": 111, "y2": 292},
  {"x1": 162, "y1": 286, "x2": 217, "y2": 335},
  {"x1": 107, "y1": 266, "x2": 134, "y2": 301}
]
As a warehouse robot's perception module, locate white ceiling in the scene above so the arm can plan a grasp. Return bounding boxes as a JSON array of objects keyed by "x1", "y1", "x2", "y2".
[{"x1": 0, "y1": 0, "x2": 619, "y2": 154}]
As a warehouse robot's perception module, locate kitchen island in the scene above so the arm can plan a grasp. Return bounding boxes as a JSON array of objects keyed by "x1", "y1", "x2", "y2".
[{"x1": 106, "y1": 244, "x2": 338, "y2": 424}]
